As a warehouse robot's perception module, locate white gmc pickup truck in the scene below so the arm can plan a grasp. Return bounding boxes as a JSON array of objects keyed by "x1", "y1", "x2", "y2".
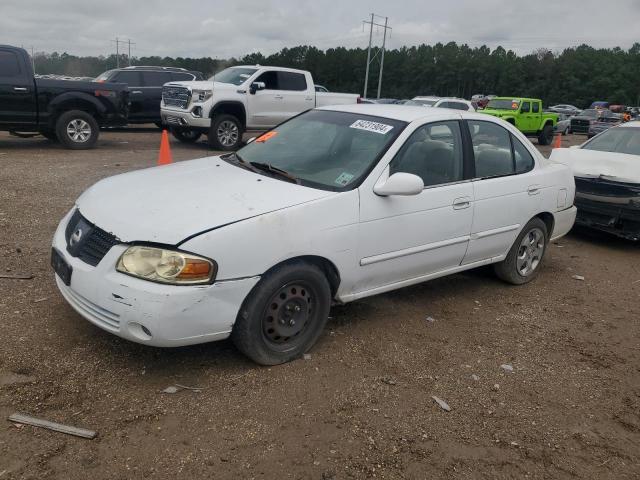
[{"x1": 160, "y1": 65, "x2": 360, "y2": 150}]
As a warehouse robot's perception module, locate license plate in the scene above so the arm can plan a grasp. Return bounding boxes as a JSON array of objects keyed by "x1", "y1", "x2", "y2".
[{"x1": 51, "y1": 248, "x2": 72, "y2": 286}]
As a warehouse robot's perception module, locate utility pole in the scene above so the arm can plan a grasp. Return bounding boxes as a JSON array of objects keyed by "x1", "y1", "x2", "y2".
[
  {"x1": 361, "y1": 14, "x2": 392, "y2": 99},
  {"x1": 376, "y1": 16, "x2": 388, "y2": 99},
  {"x1": 112, "y1": 38, "x2": 135, "y2": 68},
  {"x1": 30, "y1": 46, "x2": 35, "y2": 73}
]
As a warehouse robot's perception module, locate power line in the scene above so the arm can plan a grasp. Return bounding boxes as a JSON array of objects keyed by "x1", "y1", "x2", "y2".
[
  {"x1": 111, "y1": 37, "x2": 136, "y2": 67},
  {"x1": 362, "y1": 14, "x2": 392, "y2": 99}
]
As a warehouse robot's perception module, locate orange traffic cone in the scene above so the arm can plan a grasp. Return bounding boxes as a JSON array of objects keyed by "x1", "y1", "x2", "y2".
[
  {"x1": 158, "y1": 130, "x2": 173, "y2": 165},
  {"x1": 553, "y1": 133, "x2": 562, "y2": 149}
]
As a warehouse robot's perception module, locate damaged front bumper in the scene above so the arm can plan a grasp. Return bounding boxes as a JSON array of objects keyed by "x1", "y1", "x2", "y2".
[
  {"x1": 52, "y1": 210, "x2": 260, "y2": 347},
  {"x1": 574, "y1": 177, "x2": 640, "y2": 241}
]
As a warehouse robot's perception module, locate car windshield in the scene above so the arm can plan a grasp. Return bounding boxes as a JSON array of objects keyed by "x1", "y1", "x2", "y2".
[
  {"x1": 582, "y1": 127, "x2": 640, "y2": 156},
  {"x1": 209, "y1": 67, "x2": 257, "y2": 85},
  {"x1": 233, "y1": 110, "x2": 406, "y2": 191},
  {"x1": 95, "y1": 70, "x2": 114, "y2": 82},
  {"x1": 412, "y1": 99, "x2": 437, "y2": 106},
  {"x1": 486, "y1": 99, "x2": 520, "y2": 110}
]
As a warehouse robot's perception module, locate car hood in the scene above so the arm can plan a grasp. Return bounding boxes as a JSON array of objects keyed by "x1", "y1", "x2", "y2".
[
  {"x1": 76, "y1": 157, "x2": 334, "y2": 245},
  {"x1": 549, "y1": 147, "x2": 640, "y2": 184}
]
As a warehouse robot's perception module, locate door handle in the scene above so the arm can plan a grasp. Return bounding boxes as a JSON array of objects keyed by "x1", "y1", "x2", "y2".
[
  {"x1": 13, "y1": 87, "x2": 28, "y2": 92},
  {"x1": 453, "y1": 197, "x2": 471, "y2": 210},
  {"x1": 305, "y1": 96, "x2": 314, "y2": 101},
  {"x1": 527, "y1": 185, "x2": 541, "y2": 195},
  {"x1": 274, "y1": 95, "x2": 284, "y2": 100}
]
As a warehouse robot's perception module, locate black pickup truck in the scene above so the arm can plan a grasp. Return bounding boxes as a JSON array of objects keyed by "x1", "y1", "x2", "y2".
[{"x1": 0, "y1": 45, "x2": 129, "y2": 149}]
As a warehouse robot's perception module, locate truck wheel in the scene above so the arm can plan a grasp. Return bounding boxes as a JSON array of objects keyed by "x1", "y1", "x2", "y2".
[
  {"x1": 231, "y1": 262, "x2": 332, "y2": 365},
  {"x1": 537, "y1": 124, "x2": 554, "y2": 145},
  {"x1": 171, "y1": 128, "x2": 202, "y2": 143},
  {"x1": 493, "y1": 218, "x2": 548, "y2": 285},
  {"x1": 208, "y1": 114, "x2": 243, "y2": 151},
  {"x1": 55, "y1": 110, "x2": 99, "y2": 149}
]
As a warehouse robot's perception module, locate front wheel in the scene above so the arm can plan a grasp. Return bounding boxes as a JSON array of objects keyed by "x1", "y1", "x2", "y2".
[
  {"x1": 171, "y1": 128, "x2": 202, "y2": 143},
  {"x1": 537, "y1": 124, "x2": 554, "y2": 145},
  {"x1": 55, "y1": 110, "x2": 99, "y2": 149},
  {"x1": 231, "y1": 262, "x2": 332, "y2": 365},
  {"x1": 493, "y1": 218, "x2": 548, "y2": 285},
  {"x1": 208, "y1": 114, "x2": 243, "y2": 151}
]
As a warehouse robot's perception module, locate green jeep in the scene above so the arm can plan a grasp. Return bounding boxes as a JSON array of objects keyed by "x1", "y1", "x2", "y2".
[{"x1": 481, "y1": 97, "x2": 558, "y2": 145}]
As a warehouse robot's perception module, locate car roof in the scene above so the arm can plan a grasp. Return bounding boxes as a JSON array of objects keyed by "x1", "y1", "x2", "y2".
[
  {"x1": 493, "y1": 97, "x2": 540, "y2": 102},
  {"x1": 317, "y1": 104, "x2": 489, "y2": 123},
  {"x1": 413, "y1": 96, "x2": 440, "y2": 101},
  {"x1": 231, "y1": 65, "x2": 309, "y2": 74}
]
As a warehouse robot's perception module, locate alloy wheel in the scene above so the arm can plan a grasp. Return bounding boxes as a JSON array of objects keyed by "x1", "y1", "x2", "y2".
[
  {"x1": 66, "y1": 119, "x2": 92, "y2": 143},
  {"x1": 516, "y1": 227, "x2": 545, "y2": 276}
]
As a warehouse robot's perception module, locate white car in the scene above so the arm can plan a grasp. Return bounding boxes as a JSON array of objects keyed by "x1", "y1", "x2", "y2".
[
  {"x1": 160, "y1": 65, "x2": 359, "y2": 150},
  {"x1": 52, "y1": 105, "x2": 576, "y2": 365},
  {"x1": 550, "y1": 122, "x2": 640, "y2": 240},
  {"x1": 412, "y1": 96, "x2": 475, "y2": 111}
]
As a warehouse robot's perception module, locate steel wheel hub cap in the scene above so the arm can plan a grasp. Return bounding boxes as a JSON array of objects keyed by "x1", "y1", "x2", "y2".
[
  {"x1": 217, "y1": 121, "x2": 238, "y2": 147},
  {"x1": 517, "y1": 227, "x2": 544, "y2": 276},
  {"x1": 263, "y1": 283, "x2": 313, "y2": 344},
  {"x1": 66, "y1": 119, "x2": 91, "y2": 143}
]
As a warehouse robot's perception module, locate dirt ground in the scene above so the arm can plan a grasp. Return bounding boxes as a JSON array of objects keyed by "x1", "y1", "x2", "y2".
[{"x1": 0, "y1": 128, "x2": 638, "y2": 479}]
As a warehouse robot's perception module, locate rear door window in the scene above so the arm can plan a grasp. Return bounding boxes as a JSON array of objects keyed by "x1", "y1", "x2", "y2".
[
  {"x1": 142, "y1": 71, "x2": 173, "y2": 87},
  {"x1": 171, "y1": 72, "x2": 195, "y2": 81},
  {"x1": 277, "y1": 72, "x2": 307, "y2": 91},
  {"x1": 468, "y1": 120, "x2": 514, "y2": 178},
  {"x1": 532, "y1": 102, "x2": 540, "y2": 113},
  {"x1": 0, "y1": 50, "x2": 21, "y2": 77},
  {"x1": 112, "y1": 71, "x2": 142, "y2": 86}
]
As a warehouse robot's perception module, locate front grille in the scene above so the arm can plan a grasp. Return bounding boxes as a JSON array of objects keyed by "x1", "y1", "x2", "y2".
[
  {"x1": 162, "y1": 85, "x2": 191, "y2": 109},
  {"x1": 164, "y1": 115, "x2": 182, "y2": 125},
  {"x1": 571, "y1": 119, "x2": 591, "y2": 133},
  {"x1": 66, "y1": 210, "x2": 120, "y2": 267}
]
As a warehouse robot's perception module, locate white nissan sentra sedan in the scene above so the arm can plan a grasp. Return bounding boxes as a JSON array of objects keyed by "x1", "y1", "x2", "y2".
[{"x1": 52, "y1": 105, "x2": 577, "y2": 365}]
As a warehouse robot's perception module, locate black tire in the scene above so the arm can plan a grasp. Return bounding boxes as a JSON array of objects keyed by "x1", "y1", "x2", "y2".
[
  {"x1": 55, "y1": 110, "x2": 99, "y2": 149},
  {"x1": 41, "y1": 130, "x2": 58, "y2": 142},
  {"x1": 537, "y1": 124, "x2": 554, "y2": 145},
  {"x1": 208, "y1": 114, "x2": 243, "y2": 151},
  {"x1": 231, "y1": 262, "x2": 332, "y2": 365},
  {"x1": 171, "y1": 128, "x2": 202, "y2": 143},
  {"x1": 493, "y1": 218, "x2": 548, "y2": 285}
]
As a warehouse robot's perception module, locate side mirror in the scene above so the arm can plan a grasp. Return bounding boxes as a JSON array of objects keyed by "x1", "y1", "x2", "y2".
[
  {"x1": 374, "y1": 172, "x2": 424, "y2": 196},
  {"x1": 249, "y1": 81, "x2": 266, "y2": 95}
]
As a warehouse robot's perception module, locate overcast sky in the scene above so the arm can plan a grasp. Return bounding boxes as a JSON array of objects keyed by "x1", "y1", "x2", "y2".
[{"x1": 1, "y1": 0, "x2": 639, "y2": 59}]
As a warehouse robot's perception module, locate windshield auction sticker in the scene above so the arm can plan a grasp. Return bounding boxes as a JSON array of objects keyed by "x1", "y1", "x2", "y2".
[
  {"x1": 335, "y1": 172, "x2": 355, "y2": 186},
  {"x1": 350, "y1": 120, "x2": 394, "y2": 134}
]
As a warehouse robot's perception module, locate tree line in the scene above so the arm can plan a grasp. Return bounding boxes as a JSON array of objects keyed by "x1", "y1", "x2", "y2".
[{"x1": 32, "y1": 42, "x2": 640, "y2": 108}]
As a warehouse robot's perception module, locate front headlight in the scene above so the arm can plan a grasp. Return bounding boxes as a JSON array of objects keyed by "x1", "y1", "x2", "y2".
[
  {"x1": 116, "y1": 246, "x2": 216, "y2": 285},
  {"x1": 192, "y1": 89, "x2": 213, "y2": 103}
]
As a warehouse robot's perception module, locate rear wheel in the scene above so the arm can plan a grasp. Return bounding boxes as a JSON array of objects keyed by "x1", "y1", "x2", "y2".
[
  {"x1": 537, "y1": 124, "x2": 554, "y2": 145},
  {"x1": 493, "y1": 218, "x2": 548, "y2": 285},
  {"x1": 231, "y1": 262, "x2": 332, "y2": 365},
  {"x1": 55, "y1": 110, "x2": 99, "y2": 149},
  {"x1": 208, "y1": 114, "x2": 243, "y2": 151},
  {"x1": 170, "y1": 128, "x2": 202, "y2": 143}
]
